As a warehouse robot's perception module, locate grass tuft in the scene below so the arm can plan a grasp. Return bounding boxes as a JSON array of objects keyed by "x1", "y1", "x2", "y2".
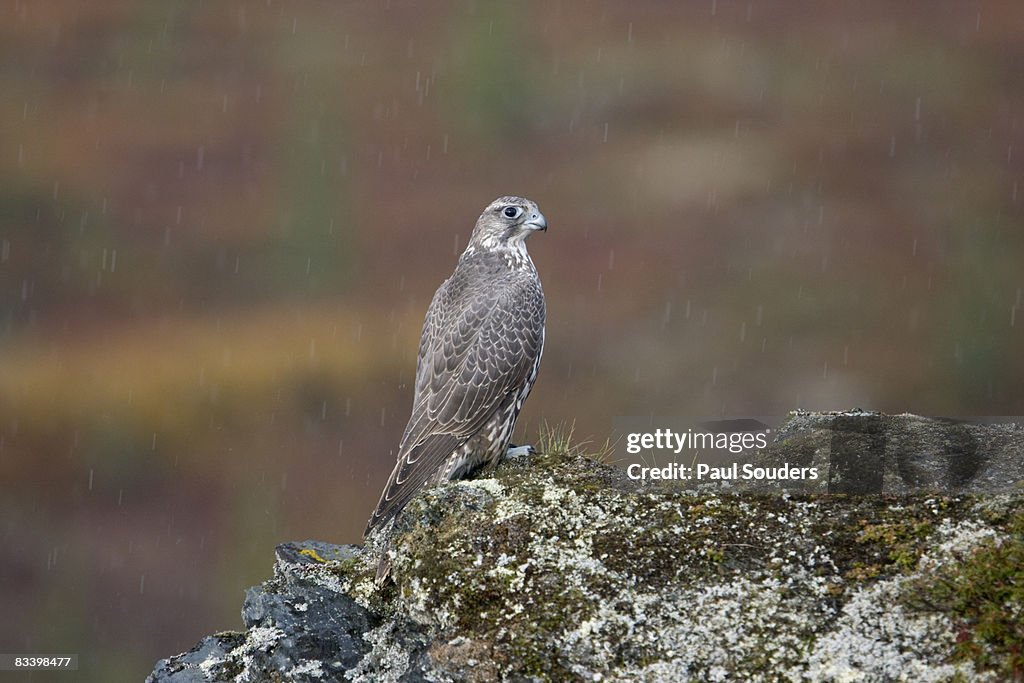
[{"x1": 535, "y1": 420, "x2": 615, "y2": 463}]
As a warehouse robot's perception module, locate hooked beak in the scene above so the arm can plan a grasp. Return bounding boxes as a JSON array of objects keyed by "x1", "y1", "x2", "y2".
[{"x1": 525, "y1": 211, "x2": 547, "y2": 232}]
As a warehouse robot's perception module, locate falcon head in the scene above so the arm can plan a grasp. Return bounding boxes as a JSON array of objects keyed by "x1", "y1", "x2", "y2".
[{"x1": 469, "y1": 196, "x2": 547, "y2": 251}]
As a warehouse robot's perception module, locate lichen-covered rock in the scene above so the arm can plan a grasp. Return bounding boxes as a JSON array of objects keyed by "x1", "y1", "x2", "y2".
[
  {"x1": 147, "y1": 542, "x2": 380, "y2": 683},
  {"x1": 147, "y1": 413, "x2": 1024, "y2": 682}
]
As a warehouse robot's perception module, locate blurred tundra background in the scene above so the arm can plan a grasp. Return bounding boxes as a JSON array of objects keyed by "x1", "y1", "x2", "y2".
[{"x1": 1, "y1": 1, "x2": 1023, "y2": 678}]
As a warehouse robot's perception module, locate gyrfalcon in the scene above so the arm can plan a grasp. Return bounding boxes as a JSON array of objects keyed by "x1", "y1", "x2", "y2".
[{"x1": 365, "y1": 196, "x2": 547, "y2": 569}]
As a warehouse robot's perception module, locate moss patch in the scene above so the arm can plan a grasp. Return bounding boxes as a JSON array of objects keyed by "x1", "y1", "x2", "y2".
[{"x1": 907, "y1": 504, "x2": 1024, "y2": 680}]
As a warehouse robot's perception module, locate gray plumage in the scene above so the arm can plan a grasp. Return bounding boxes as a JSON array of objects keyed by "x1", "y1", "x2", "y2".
[{"x1": 365, "y1": 196, "x2": 547, "y2": 546}]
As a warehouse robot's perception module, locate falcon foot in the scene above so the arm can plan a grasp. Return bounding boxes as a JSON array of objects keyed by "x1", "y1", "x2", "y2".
[{"x1": 506, "y1": 443, "x2": 537, "y2": 458}]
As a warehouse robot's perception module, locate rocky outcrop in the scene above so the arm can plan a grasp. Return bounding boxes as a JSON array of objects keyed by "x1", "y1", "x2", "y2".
[
  {"x1": 147, "y1": 412, "x2": 1024, "y2": 682},
  {"x1": 756, "y1": 410, "x2": 1024, "y2": 495}
]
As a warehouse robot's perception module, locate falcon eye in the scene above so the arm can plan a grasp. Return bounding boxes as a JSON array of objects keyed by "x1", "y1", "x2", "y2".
[{"x1": 502, "y1": 206, "x2": 522, "y2": 219}]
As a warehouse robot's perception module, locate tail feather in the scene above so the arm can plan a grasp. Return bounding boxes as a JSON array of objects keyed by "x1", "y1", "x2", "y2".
[{"x1": 365, "y1": 433, "x2": 462, "y2": 536}]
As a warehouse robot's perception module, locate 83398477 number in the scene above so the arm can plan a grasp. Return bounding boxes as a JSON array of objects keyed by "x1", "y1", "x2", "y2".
[{"x1": 0, "y1": 654, "x2": 78, "y2": 670}]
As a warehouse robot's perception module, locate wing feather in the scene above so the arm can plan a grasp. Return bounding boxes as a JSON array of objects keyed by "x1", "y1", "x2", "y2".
[{"x1": 365, "y1": 260, "x2": 545, "y2": 534}]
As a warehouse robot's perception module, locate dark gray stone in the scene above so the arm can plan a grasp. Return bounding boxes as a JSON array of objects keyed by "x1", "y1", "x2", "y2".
[
  {"x1": 148, "y1": 542, "x2": 379, "y2": 683},
  {"x1": 145, "y1": 634, "x2": 245, "y2": 683},
  {"x1": 753, "y1": 410, "x2": 1024, "y2": 494}
]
